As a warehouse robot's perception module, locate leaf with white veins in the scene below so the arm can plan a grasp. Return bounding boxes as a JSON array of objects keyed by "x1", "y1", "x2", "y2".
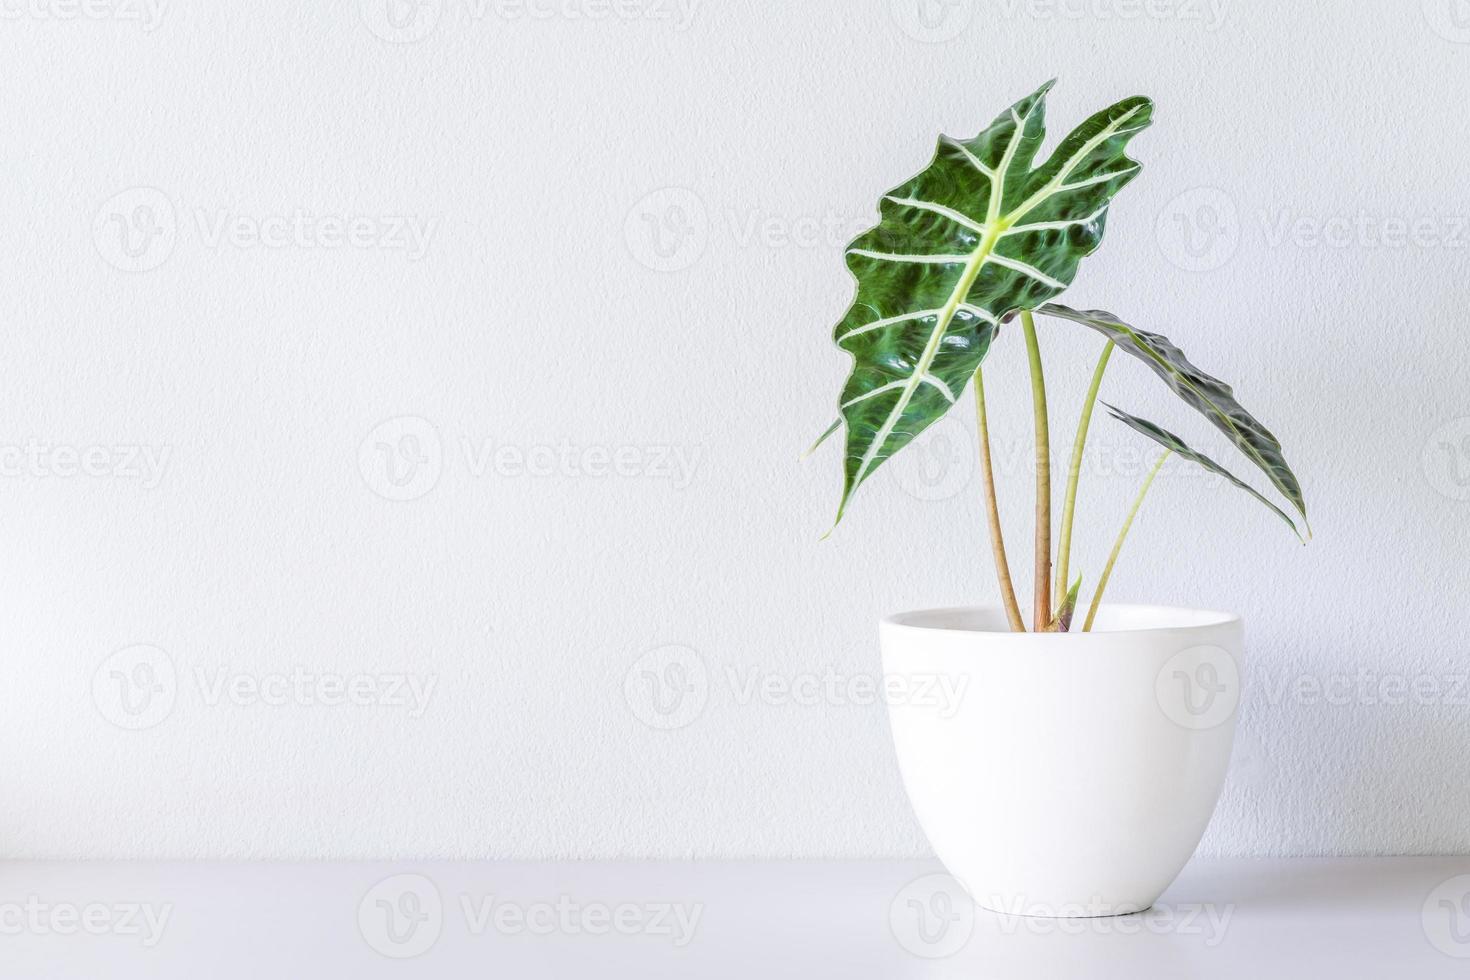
[{"x1": 828, "y1": 82, "x2": 1152, "y2": 525}]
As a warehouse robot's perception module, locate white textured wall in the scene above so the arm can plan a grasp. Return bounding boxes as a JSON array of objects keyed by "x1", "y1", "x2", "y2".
[{"x1": 2, "y1": 0, "x2": 1468, "y2": 859}]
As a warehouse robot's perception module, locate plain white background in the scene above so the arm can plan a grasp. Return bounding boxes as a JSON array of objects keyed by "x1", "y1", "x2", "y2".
[{"x1": 1, "y1": 0, "x2": 1467, "y2": 859}]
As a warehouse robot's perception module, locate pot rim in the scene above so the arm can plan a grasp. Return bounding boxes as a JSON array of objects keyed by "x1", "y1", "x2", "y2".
[{"x1": 882, "y1": 603, "x2": 1241, "y2": 638}]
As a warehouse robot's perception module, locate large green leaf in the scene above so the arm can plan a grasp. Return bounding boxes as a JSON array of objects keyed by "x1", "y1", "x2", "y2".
[
  {"x1": 829, "y1": 82, "x2": 1153, "y2": 524},
  {"x1": 1037, "y1": 303, "x2": 1308, "y2": 531},
  {"x1": 1104, "y1": 405, "x2": 1304, "y2": 542}
]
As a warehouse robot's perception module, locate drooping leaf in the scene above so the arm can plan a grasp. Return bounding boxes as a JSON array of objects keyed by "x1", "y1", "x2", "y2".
[
  {"x1": 829, "y1": 82, "x2": 1153, "y2": 525},
  {"x1": 1104, "y1": 405, "x2": 1304, "y2": 542},
  {"x1": 1037, "y1": 304, "x2": 1308, "y2": 531}
]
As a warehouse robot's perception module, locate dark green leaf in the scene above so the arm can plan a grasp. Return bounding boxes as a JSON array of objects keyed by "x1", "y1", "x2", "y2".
[
  {"x1": 1105, "y1": 405, "x2": 1304, "y2": 542},
  {"x1": 829, "y1": 83, "x2": 1153, "y2": 525},
  {"x1": 1038, "y1": 303, "x2": 1308, "y2": 531}
]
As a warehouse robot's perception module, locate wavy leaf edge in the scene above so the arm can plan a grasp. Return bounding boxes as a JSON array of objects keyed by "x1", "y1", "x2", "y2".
[{"x1": 826, "y1": 82, "x2": 1154, "y2": 528}]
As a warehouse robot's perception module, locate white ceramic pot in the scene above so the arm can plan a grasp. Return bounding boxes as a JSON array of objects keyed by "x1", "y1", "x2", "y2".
[{"x1": 882, "y1": 604, "x2": 1243, "y2": 917}]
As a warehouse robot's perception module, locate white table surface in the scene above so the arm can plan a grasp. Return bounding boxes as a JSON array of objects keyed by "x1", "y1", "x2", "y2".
[{"x1": 1, "y1": 857, "x2": 1466, "y2": 977}]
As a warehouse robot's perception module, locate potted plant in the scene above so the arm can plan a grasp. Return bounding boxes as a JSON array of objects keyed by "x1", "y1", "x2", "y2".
[{"x1": 816, "y1": 81, "x2": 1307, "y2": 916}]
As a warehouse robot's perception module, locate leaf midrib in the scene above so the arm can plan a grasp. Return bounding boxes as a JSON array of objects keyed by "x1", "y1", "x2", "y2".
[
  {"x1": 850, "y1": 103, "x2": 1037, "y2": 487},
  {"x1": 847, "y1": 99, "x2": 1147, "y2": 492},
  {"x1": 851, "y1": 225, "x2": 1003, "y2": 485}
]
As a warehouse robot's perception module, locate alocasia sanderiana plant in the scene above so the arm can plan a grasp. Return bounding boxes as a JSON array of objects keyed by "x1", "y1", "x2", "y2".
[{"x1": 817, "y1": 81, "x2": 1307, "y2": 632}]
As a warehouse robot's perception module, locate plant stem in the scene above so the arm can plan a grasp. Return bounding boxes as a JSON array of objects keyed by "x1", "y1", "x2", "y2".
[
  {"x1": 1054, "y1": 341, "x2": 1114, "y2": 611},
  {"x1": 974, "y1": 366, "x2": 1026, "y2": 632},
  {"x1": 1083, "y1": 450, "x2": 1171, "y2": 633},
  {"x1": 1020, "y1": 310, "x2": 1051, "y2": 630}
]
